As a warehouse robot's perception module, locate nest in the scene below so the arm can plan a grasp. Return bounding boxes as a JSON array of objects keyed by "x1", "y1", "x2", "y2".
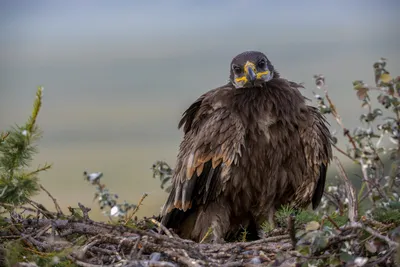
[{"x1": 1, "y1": 201, "x2": 399, "y2": 267}]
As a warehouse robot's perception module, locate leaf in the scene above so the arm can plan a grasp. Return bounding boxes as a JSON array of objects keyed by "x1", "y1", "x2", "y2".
[
  {"x1": 380, "y1": 73, "x2": 392, "y2": 83},
  {"x1": 365, "y1": 241, "x2": 377, "y2": 253},
  {"x1": 313, "y1": 235, "x2": 328, "y2": 250},
  {"x1": 329, "y1": 257, "x2": 342, "y2": 266},
  {"x1": 356, "y1": 87, "x2": 369, "y2": 100},
  {"x1": 295, "y1": 229, "x2": 306, "y2": 239},
  {"x1": 305, "y1": 221, "x2": 320, "y2": 231},
  {"x1": 373, "y1": 108, "x2": 383, "y2": 116},
  {"x1": 340, "y1": 251, "x2": 355, "y2": 262},
  {"x1": 297, "y1": 244, "x2": 311, "y2": 256}
]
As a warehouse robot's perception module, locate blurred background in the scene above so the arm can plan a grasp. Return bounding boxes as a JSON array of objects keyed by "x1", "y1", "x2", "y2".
[{"x1": 0, "y1": 0, "x2": 399, "y2": 221}]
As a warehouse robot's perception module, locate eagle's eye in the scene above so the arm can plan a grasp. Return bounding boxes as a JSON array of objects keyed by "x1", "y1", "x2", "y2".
[
  {"x1": 257, "y1": 59, "x2": 266, "y2": 69},
  {"x1": 232, "y1": 65, "x2": 242, "y2": 75}
]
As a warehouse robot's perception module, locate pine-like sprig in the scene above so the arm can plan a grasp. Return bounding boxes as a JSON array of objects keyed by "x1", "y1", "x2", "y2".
[{"x1": 0, "y1": 86, "x2": 51, "y2": 205}]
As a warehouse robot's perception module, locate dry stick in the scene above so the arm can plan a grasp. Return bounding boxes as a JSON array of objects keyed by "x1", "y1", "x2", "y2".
[
  {"x1": 359, "y1": 157, "x2": 389, "y2": 202},
  {"x1": 124, "y1": 192, "x2": 148, "y2": 225},
  {"x1": 200, "y1": 227, "x2": 213, "y2": 243},
  {"x1": 0, "y1": 202, "x2": 37, "y2": 213},
  {"x1": 34, "y1": 223, "x2": 51, "y2": 238},
  {"x1": 351, "y1": 222, "x2": 399, "y2": 248},
  {"x1": 28, "y1": 199, "x2": 56, "y2": 219},
  {"x1": 321, "y1": 82, "x2": 380, "y2": 211},
  {"x1": 67, "y1": 255, "x2": 115, "y2": 267},
  {"x1": 334, "y1": 156, "x2": 358, "y2": 223},
  {"x1": 364, "y1": 247, "x2": 397, "y2": 267},
  {"x1": 149, "y1": 218, "x2": 174, "y2": 238},
  {"x1": 287, "y1": 214, "x2": 296, "y2": 248},
  {"x1": 40, "y1": 184, "x2": 63, "y2": 215},
  {"x1": 320, "y1": 214, "x2": 341, "y2": 231},
  {"x1": 129, "y1": 236, "x2": 141, "y2": 259},
  {"x1": 332, "y1": 144, "x2": 358, "y2": 163},
  {"x1": 163, "y1": 250, "x2": 202, "y2": 267},
  {"x1": 313, "y1": 234, "x2": 358, "y2": 256},
  {"x1": 78, "y1": 202, "x2": 91, "y2": 221},
  {"x1": 322, "y1": 84, "x2": 358, "y2": 150},
  {"x1": 361, "y1": 216, "x2": 394, "y2": 230}
]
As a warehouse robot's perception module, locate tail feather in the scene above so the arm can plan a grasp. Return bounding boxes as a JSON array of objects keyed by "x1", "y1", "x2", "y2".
[{"x1": 160, "y1": 205, "x2": 199, "y2": 240}]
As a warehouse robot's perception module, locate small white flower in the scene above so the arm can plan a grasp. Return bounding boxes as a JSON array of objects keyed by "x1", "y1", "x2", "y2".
[
  {"x1": 110, "y1": 205, "x2": 120, "y2": 217},
  {"x1": 52, "y1": 256, "x2": 60, "y2": 264},
  {"x1": 85, "y1": 172, "x2": 103, "y2": 183},
  {"x1": 327, "y1": 186, "x2": 338, "y2": 192},
  {"x1": 354, "y1": 257, "x2": 368, "y2": 266},
  {"x1": 22, "y1": 130, "x2": 28, "y2": 136}
]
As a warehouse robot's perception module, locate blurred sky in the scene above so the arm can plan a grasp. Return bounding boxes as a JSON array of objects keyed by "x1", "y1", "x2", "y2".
[{"x1": 0, "y1": 0, "x2": 399, "y2": 220}]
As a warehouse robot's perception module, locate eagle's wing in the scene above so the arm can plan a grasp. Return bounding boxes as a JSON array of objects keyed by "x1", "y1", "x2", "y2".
[
  {"x1": 161, "y1": 87, "x2": 244, "y2": 218},
  {"x1": 300, "y1": 106, "x2": 332, "y2": 209}
]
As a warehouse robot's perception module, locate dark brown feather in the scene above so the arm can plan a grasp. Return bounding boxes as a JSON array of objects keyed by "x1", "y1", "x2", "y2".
[{"x1": 160, "y1": 76, "x2": 332, "y2": 243}]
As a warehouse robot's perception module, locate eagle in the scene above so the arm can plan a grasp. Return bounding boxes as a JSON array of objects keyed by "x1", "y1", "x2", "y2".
[{"x1": 160, "y1": 51, "x2": 332, "y2": 243}]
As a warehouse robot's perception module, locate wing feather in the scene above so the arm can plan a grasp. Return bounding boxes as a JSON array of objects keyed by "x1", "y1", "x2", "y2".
[
  {"x1": 299, "y1": 106, "x2": 332, "y2": 209},
  {"x1": 161, "y1": 86, "x2": 244, "y2": 223}
]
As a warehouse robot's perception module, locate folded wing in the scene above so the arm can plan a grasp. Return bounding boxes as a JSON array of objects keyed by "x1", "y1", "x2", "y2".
[{"x1": 161, "y1": 88, "x2": 245, "y2": 224}]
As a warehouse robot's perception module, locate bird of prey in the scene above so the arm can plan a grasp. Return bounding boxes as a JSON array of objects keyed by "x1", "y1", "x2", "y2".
[{"x1": 160, "y1": 51, "x2": 332, "y2": 243}]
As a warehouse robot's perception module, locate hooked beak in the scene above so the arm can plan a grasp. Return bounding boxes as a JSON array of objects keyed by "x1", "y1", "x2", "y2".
[{"x1": 244, "y1": 61, "x2": 257, "y2": 83}]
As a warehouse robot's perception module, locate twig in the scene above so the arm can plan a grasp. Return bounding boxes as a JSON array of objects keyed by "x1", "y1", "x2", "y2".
[
  {"x1": 321, "y1": 83, "x2": 358, "y2": 151},
  {"x1": 0, "y1": 131, "x2": 9, "y2": 142},
  {"x1": 163, "y1": 250, "x2": 203, "y2": 267},
  {"x1": 28, "y1": 163, "x2": 52, "y2": 177},
  {"x1": 67, "y1": 255, "x2": 115, "y2": 267},
  {"x1": 78, "y1": 202, "x2": 91, "y2": 221},
  {"x1": 28, "y1": 199, "x2": 56, "y2": 219},
  {"x1": 0, "y1": 202, "x2": 37, "y2": 213},
  {"x1": 40, "y1": 184, "x2": 63, "y2": 215},
  {"x1": 313, "y1": 234, "x2": 358, "y2": 255},
  {"x1": 287, "y1": 214, "x2": 296, "y2": 248},
  {"x1": 149, "y1": 218, "x2": 174, "y2": 238},
  {"x1": 124, "y1": 193, "x2": 148, "y2": 225},
  {"x1": 200, "y1": 227, "x2": 213, "y2": 243},
  {"x1": 351, "y1": 222, "x2": 399, "y2": 248},
  {"x1": 24, "y1": 246, "x2": 50, "y2": 256},
  {"x1": 364, "y1": 247, "x2": 397, "y2": 267},
  {"x1": 326, "y1": 215, "x2": 341, "y2": 231},
  {"x1": 334, "y1": 156, "x2": 358, "y2": 223},
  {"x1": 332, "y1": 144, "x2": 358, "y2": 163}
]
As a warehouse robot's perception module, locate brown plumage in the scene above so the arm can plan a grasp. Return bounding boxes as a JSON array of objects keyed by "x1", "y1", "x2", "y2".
[{"x1": 160, "y1": 51, "x2": 332, "y2": 243}]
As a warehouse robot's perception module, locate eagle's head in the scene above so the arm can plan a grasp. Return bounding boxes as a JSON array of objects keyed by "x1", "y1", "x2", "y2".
[{"x1": 229, "y1": 51, "x2": 275, "y2": 88}]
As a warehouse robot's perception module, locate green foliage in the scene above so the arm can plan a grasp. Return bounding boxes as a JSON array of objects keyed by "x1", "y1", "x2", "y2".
[
  {"x1": 372, "y1": 201, "x2": 400, "y2": 225},
  {"x1": 0, "y1": 86, "x2": 51, "y2": 206},
  {"x1": 82, "y1": 171, "x2": 148, "y2": 224},
  {"x1": 274, "y1": 206, "x2": 322, "y2": 228},
  {"x1": 289, "y1": 58, "x2": 400, "y2": 266},
  {"x1": 3, "y1": 240, "x2": 78, "y2": 267},
  {"x1": 151, "y1": 160, "x2": 173, "y2": 193}
]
